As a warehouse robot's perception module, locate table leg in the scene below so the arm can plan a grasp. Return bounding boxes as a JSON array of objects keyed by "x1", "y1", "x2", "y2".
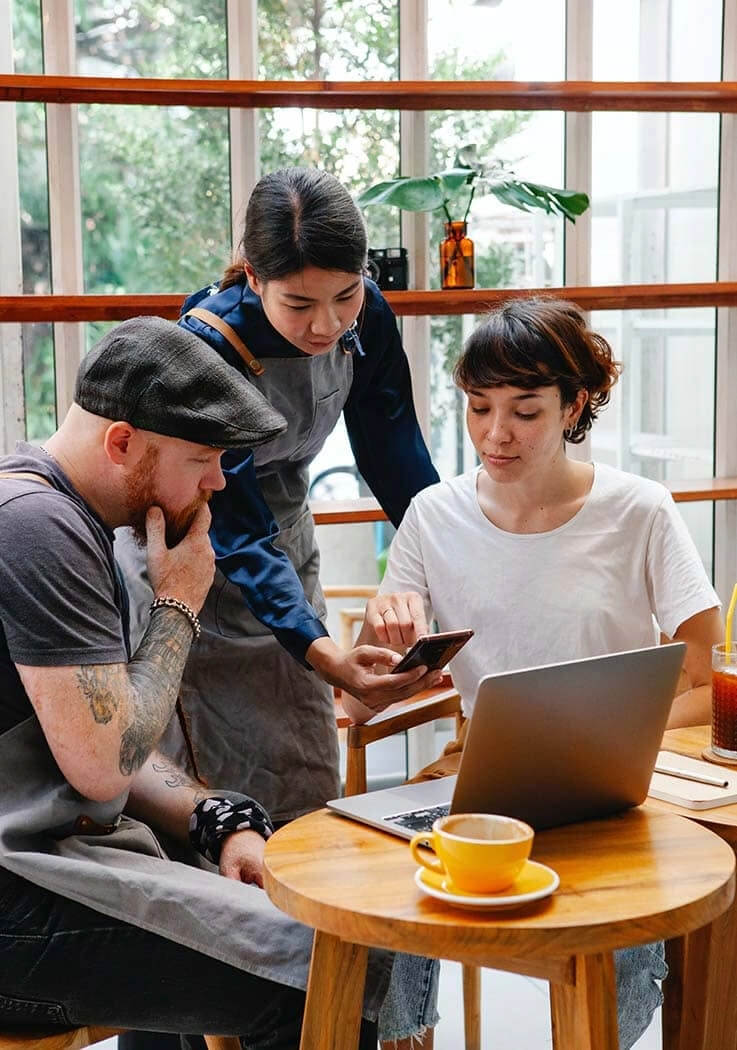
[
  {"x1": 550, "y1": 952, "x2": 619, "y2": 1050},
  {"x1": 462, "y1": 964, "x2": 481, "y2": 1050},
  {"x1": 300, "y1": 929, "x2": 369, "y2": 1050},
  {"x1": 663, "y1": 938, "x2": 685, "y2": 1050},
  {"x1": 674, "y1": 913, "x2": 735, "y2": 1050}
]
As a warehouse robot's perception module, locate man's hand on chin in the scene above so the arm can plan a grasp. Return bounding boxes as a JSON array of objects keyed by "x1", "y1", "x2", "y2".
[{"x1": 219, "y1": 829, "x2": 266, "y2": 887}]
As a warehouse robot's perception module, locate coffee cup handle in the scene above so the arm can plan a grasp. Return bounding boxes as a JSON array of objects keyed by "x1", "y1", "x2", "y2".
[{"x1": 409, "y1": 833, "x2": 445, "y2": 875}]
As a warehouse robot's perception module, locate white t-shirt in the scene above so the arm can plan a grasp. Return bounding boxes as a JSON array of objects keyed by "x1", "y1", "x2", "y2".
[{"x1": 380, "y1": 463, "x2": 719, "y2": 716}]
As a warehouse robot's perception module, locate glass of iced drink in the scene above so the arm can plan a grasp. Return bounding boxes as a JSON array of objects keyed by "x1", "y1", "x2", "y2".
[{"x1": 712, "y1": 644, "x2": 737, "y2": 758}]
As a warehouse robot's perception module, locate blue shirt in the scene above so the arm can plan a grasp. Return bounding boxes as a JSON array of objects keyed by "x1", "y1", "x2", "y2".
[{"x1": 180, "y1": 278, "x2": 439, "y2": 665}]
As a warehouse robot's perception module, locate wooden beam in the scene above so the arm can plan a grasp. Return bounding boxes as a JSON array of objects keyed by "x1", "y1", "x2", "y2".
[
  {"x1": 667, "y1": 478, "x2": 737, "y2": 503},
  {"x1": 1, "y1": 75, "x2": 737, "y2": 112},
  {"x1": 2, "y1": 282, "x2": 737, "y2": 324},
  {"x1": 311, "y1": 480, "x2": 737, "y2": 524}
]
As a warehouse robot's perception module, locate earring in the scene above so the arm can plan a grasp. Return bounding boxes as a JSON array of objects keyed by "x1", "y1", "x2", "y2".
[{"x1": 564, "y1": 425, "x2": 575, "y2": 439}]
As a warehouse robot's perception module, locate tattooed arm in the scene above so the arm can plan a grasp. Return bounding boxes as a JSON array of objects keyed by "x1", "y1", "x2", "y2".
[
  {"x1": 15, "y1": 502, "x2": 216, "y2": 803},
  {"x1": 15, "y1": 606, "x2": 196, "y2": 802},
  {"x1": 125, "y1": 750, "x2": 208, "y2": 843}
]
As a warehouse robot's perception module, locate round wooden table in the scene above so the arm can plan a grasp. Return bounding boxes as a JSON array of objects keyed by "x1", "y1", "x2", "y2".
[
  {"x1": 264, "y1": 806, "x2": 735, "y2": 1050},
  {"x1": 648, "y1": 725, "x2": 737, "y2": 1050}
]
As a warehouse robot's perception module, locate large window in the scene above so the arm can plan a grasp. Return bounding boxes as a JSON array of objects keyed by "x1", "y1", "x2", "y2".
[{"x1": 3, "y1": 0, "x2": 735, "y2": 594}]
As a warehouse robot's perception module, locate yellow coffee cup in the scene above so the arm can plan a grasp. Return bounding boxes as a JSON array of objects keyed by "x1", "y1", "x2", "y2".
[{"x1": 410, "y1": 813, "x2": 534, "y2": 894}]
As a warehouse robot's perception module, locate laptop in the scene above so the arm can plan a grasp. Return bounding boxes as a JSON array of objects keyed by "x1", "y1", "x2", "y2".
[{"x1": 327, "y1": 643, "x2": 686, "y2": 837}]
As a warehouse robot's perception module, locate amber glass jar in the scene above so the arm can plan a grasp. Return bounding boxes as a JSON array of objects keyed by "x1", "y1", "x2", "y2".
[{"x1": 439, "y1": 221, "x2": 475, "y2": 289}]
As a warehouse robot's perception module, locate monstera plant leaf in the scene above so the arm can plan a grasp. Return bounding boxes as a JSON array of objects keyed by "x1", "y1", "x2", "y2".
[
  {"x1": 487, "y1": 179, "x2": 590, "y2": 222},
  {"x1": 357, "y1": 146, "x2": 589, "y2": 225}
]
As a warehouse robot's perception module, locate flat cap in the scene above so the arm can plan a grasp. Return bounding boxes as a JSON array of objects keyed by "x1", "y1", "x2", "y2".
[{"x1": 74, "y1": 316, "x2": 286, "y2": 449}]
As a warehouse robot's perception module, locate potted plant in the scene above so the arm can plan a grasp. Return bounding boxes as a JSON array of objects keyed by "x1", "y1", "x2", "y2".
[{"x1": 357, "y1": 146, "x2": 590, "y2": 290}]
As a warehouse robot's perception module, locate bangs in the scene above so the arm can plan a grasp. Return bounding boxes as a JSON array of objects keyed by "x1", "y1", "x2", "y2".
[{"x1": 453, "y1": 315, "x2": 562, "y2": 392}]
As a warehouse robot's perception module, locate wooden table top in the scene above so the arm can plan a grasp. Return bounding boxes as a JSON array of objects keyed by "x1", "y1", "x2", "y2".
[
  {"x1": 646, "y1": 725, "x2": 737, "y2": 832},
  {"x1": 264, "y1": 807, "x2": 734, "y2": 971}
]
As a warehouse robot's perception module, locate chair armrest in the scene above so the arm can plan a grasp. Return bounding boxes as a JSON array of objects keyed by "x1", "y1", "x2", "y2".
[{"x1": 346, "y1": 688, "x2": 461, "y2": 748}]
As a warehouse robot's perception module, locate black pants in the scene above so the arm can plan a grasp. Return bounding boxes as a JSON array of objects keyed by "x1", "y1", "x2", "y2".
[{"x1": 0, "y1": 868, "x2": 377, "y2": 1050}]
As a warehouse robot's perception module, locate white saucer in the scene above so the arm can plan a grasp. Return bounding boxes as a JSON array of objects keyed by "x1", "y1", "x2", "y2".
[{"x1": 414, "y1": 859, "x2": 559, "y2": 910}]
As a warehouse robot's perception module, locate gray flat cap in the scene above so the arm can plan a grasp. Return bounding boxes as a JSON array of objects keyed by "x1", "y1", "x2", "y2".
[{"x1": 74, "y1": 316, "x2": 287, "y2": 449}]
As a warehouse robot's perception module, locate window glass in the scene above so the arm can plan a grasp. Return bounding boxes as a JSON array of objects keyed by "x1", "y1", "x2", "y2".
[
  {"x1": 12, "y1": 0, "x2": 55, "y2": 437},
  {"x1": 22, "y1": 324, "x2": 55, "y2": 441},
  {"x1": 590, "y1": 0, "x2": 721, "y2": 577},
  {"x1": 593, "y1": 0, "x2": 722, "y2": 81},
  {"x1": 258, "y1": 0, "x2": 401, "y2": 250},
  {"x1": 12, "y1": 0, "x2": 43, "y2": 73},
  {"x1": 590, "y1": 307, "x2": 715, "y2": 572},
  {"x1": 258, "y1": 0, "x2": 401, "y2": 489},
  {"x1": 428, "y1": 0, "x2": 566, "y2": 477},
  {"x1": 75, "y1": 1, "x2": 231, "y2": 294}
]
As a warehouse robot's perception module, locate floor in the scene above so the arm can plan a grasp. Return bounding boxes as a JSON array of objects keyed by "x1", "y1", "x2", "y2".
[
  {"x1": 97, "y1": 959, "x2": 661, "y2": 1049},
  {"x1": 434, "y1": 960, "x2": 662, "y2": 1049}
]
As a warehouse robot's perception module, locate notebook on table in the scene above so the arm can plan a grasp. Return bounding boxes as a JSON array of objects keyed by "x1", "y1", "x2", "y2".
[
  {"x1": 648, "y1": 750, "x2": 737, "y2": 809},
  {"x1": 328, "y1": 643, "x2": 687, "y2": 837}
]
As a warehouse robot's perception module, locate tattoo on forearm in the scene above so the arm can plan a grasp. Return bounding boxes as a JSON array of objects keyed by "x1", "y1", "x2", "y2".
[
  {"x1": 151, "y1": 758, "x2": 208, "y2": 805},
  {"x1": 76, "y1": 665, "x2": 120, "y2": 723},
  {"x1": 118, "y1": 609, "x2": 194, "y2": 777},
  {"x1": 152, "y1": 758, "x2": 194, "y2": 789}
]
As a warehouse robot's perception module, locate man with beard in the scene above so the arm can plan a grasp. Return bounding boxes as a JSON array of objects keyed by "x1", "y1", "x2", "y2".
[{"x1": 0, "y1": 317, "x2": 389, "y2": 1047}]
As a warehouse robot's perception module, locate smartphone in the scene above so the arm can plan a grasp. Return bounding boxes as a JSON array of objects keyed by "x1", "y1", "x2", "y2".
[{"x1": 390, "y1": 629, "x2": 474, "y2": 674}]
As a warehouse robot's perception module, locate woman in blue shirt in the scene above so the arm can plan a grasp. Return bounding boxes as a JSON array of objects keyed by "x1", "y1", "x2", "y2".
[{"x1": 118, "y1": 167, "x2": 441, "y2": 825}]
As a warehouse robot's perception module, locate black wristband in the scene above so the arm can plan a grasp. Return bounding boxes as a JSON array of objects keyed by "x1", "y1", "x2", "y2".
[{"x1": 189, "y1": 794, "x2": 274, "y2": 865}]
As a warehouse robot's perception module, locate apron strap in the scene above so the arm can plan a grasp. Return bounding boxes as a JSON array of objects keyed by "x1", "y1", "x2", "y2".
[
  {"x1": 0, "y1": 471, "x2": 53, "y2": 486},
  {"x1": 184, "y1": 307, "x2": 265, "y2": 377}
]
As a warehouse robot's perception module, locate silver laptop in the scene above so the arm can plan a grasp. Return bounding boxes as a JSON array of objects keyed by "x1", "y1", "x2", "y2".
[{"x1": 327, "y1": 643, "x2": 686, "y2": 837}]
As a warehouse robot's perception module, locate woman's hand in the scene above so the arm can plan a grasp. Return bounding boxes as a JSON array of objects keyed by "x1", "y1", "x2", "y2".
[
  {"x1": 667, "y1": 605, "x2": 724, "y2": 728},
  {"x1": 219, "y1": 829, "x2": 266, "y2": 887},
  {"x1": 359, "y1": 591, "x2": 429, "y2": 648}
]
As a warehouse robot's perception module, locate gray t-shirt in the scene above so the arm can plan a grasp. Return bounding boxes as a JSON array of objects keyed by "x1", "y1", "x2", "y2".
[{"x1": 0, "y1": 443, "x2": 129, "y2": 734}]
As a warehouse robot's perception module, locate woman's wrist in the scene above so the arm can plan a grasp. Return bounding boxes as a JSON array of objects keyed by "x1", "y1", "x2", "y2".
[{"x1": 305, "y1": 636, "x2": 345, "y2": 683}]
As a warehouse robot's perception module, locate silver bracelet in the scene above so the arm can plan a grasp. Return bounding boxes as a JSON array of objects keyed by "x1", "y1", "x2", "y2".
[{"x1": 149, "y1": 596, "x2": 202, "y2": 642}]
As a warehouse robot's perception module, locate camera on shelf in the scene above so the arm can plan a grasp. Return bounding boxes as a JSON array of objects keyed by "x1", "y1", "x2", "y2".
[{"x1": 366, "y1": 247, "x2": 409, "y2": 291}]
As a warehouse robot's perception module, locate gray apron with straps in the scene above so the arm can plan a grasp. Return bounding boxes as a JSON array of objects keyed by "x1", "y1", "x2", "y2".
[
  {"x1": 0, "y1": 714, "x2": 391, "y2": 1015},
  {"x1": 116, "y1": 347, "x2": 353, "y2": 822}
]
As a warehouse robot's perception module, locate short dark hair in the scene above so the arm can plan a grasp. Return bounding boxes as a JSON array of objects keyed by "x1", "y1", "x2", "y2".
[
  {"x1": 453, "y1": 297, "x2": 621, "y2": 443},
  {"x1": 221, "y1": 167, "x2": 367, "y2": 289}
]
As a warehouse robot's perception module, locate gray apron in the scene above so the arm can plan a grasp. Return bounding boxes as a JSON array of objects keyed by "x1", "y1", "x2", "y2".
[
  {"x1": 117, "y1": 347, "x2": 353, "y2": 822},
  {"x1": 0, "y1": 714, "x2": 391, "y2": 1016}
]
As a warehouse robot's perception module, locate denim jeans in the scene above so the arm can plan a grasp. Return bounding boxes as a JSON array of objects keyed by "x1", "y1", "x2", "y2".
[
  {"x1": 615, "y1": 942, "x2": 668, "y2": 1050},
  {"x1": 0, "y1": 868, "x2": 378, "y2": 1050}
]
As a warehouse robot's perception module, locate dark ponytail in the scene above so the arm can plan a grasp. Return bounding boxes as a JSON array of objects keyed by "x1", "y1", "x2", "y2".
[{"x1": 221, "y1": 167, "x2": 367, "y2": 289}]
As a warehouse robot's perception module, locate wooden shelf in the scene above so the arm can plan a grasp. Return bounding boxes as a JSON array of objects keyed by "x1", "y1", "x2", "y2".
[
  {"x1": 312, "y1": 480, "x2": 737, "y2": 524},
  {"x1": 311, "y1": 499, "x2": 386, "y2": 525},
  {"x1": 666, "y1": 477, "x2": 737, "y2": 503},
  {"x1": 2, "y1": 75, "x2": 737, "y2": 112},
  {"x1": 3, "y1": 282, "x2": 737, "y2": 324}
]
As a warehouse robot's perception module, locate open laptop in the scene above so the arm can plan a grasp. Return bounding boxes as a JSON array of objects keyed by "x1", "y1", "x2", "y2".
[{"x1": 327, "y1": 643, "x2": 686, "y2": 837}]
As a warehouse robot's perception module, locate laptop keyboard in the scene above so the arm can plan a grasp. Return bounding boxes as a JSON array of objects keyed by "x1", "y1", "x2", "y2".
[{"x1": 383, "y1": 803, "x2": 451, "y2": 833}]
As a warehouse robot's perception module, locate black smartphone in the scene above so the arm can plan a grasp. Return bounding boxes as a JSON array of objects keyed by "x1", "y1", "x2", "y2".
[{"x1": 390, "y1": 629, "x2": 474, "y2": 674}]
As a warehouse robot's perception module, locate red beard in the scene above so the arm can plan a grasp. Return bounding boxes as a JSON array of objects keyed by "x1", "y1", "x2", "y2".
[{"x1": 125, "y1": 444, "x2": 210, "y2": 549}]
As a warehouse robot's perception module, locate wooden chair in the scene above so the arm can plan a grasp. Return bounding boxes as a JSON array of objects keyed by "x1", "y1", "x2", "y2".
[{"x1": 0, "y1": 1027, "x2": 240, "y2": 1050}]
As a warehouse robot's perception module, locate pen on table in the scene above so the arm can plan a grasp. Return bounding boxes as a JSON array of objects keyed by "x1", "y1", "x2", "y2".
[{"x1": 654, "y1": 763, "x2": 729, "y2": 789}]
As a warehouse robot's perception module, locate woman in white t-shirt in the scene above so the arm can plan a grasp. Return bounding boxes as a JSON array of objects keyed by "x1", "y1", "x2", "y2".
[
  {"x1": 349, "y1": 297, "x2": 723, "y2": 1050},
  {"x1": 351, "y1": 296, "x2": 721, "y2": 742}
]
